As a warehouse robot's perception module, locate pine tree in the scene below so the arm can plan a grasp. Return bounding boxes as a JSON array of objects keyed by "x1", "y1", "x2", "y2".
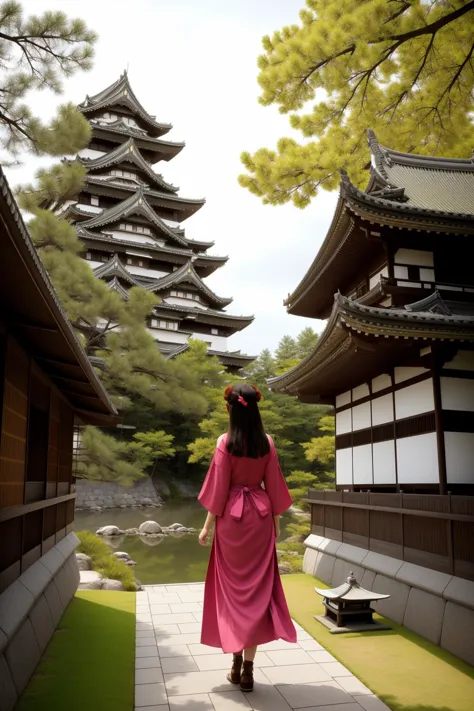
[
  {"x1": 239, "y1": 0, "x2": 474, "y2": 207},
  {"x1": 0, "y1": 1, "x2": 97, "y2": 160},
  {"x1": 296, "y1": 327, "x2": 318, "y2": 359}
]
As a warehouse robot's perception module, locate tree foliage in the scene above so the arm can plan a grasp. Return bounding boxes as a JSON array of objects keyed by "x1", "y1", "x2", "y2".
[
  {"x1": 239, "y1": 0, "x2": 474, "y2": 208},
  {"x1": 0, "y1": 1, "x2": 97, "y2": 159}
]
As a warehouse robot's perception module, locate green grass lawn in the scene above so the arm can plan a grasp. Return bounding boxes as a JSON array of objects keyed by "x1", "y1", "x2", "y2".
[
  {"x1": 17, "y1": 591, "x2": 136, "y2": 711},
  {"x1": 283, "y1": 574, "x2": 474, "y2": 711}
]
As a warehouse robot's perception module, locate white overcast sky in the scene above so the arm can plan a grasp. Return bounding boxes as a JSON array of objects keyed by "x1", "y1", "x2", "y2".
[{"x1": 7, "y1": 0, "x2": 338, "y2": 356}]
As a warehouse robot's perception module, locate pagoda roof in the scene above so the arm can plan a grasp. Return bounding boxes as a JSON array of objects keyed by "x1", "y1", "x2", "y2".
[
  {"x1": 81, "y1": 187, "x2": 190, "y2": 247},
  {"x1": 76, "y1": 226, "x2": 226, "y2": 275},
  {"x1": 80, "y1": 137, "x2": 178, "y2": 193},
  {"x1": 89, "y1": 119, "x2": 184, "y2": 162},
  {"x1": 106, "y1": 276, "x2": 130, "y2": 300},
  {"x1": 153, "y1": 301, "x2": 254, "y2": 331},
  {"x1": 79, "y1": 72, "x2": 172, "y2": 137},
  {"x1": 165, "y1": 343, "x2": 255, "y2": 367},
  {"x1": 81, "y1": 174, "x2": 205, "y2": 222},
  {"x1": 286, "y1": 132, "x2": 474, "y2": 320},
  {"x1": 93, "y1": 254, "x2": 143, "y2": 286},
  {"x1": 145, "y1": 259, "x2": 233, "y2": 308},
  {"x1": 367, "y1": 130, "x2": 474, "y2": 215},
  {"x1": 270, "y1": 291, "x2": 474, "y2": 402}
]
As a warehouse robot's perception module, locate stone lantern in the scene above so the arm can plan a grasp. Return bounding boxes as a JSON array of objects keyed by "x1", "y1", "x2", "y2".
[{"x1": 315, "y1": 572, "x2": 391, "y2": 633}]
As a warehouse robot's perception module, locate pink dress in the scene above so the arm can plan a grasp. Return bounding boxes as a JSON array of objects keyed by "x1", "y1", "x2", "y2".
[{"x1": 198, "y1": 433, "x2": 297, "y2": 652}]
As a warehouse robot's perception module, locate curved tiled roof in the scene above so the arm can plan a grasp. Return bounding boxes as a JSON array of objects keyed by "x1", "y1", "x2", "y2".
[
  {"x1": 145, "y1": 259, "x2": 233, "y2": 307},
  {"x1": 79, "y1": 72, "x2": 172, "y2": 137},
  {"x1": 80, "y1": 138, "x2": 178, "y2": 193},
  {"x1": 93, "y1": 254, "x2": 143, "y2": 286}
]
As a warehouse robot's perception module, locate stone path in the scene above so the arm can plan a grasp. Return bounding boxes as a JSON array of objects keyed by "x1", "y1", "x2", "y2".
[{"x1": 135, "y1": 584, "x2": 390, "y2": 711}]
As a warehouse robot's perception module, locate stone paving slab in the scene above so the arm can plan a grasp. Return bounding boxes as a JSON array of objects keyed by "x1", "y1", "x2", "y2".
[{"x1": 134, "y1": 584, "x2": 390, "y2": 711}]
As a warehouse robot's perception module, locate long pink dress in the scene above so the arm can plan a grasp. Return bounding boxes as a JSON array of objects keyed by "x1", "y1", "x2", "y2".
[{"x1": 198, "y1": 433, "x2": 297, "y2": 652}]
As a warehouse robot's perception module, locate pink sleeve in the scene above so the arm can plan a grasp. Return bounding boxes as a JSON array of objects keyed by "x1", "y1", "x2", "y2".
[
  {"x1": 263, "y1": 437, "x2": 293, "y2": 515},
  {"x1": 198, "y1": 435, "x2": 232, "y2": 517}
]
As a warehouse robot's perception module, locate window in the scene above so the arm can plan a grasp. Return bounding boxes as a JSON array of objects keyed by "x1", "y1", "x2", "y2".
[
  {"x1": 85, "y1": 252, "x2": 92, "y2": 260},
  {"x1": 138, "y1": 261, "x2": 144, "y2": 267},
  {"x1": 127, "y1": 258, "x2": 133, "y2": 265},
  {"x1": 151, "y1": 319, "x2": 158, "y2": 328},
  {"x1": 132, "y1": 225, "x2": 138, "y2": 232},
  {"x1": 91, "y1": 195, "x2": 99, "y2": 207},
  {"x1": 100, "y1": 255, "x2": 108, "y2": 263},
  {"x1": 211, "y1": 328, "x2": 218, "y2": 335},
  {"x1": 186, "y1": 293, "x2": 193, "y2": 299}
]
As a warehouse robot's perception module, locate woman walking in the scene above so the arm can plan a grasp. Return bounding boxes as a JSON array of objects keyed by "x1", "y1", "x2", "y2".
[{"x1": 198, "y1": 383, "x2": 296, "y2": 692}]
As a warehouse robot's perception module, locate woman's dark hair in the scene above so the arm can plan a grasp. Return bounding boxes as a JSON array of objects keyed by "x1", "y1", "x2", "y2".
[{"x1": 224, "y1": 383, "x2": 270, "y2": 458}]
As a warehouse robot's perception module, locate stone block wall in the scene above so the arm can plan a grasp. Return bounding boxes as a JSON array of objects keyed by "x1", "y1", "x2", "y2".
[
  {"x1": 0, "y1": 533, "x2": 80, "y2": 711},
  {"x1": 75, "y1": 478, "x2": 162, "y2": 510},
  {"x1": 303, "y1": 534, "x2": 474, "y2": 667}
]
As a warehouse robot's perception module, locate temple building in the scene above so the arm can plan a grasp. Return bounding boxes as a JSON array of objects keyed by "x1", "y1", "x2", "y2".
[
  {"x1": 270, "y1": 132, "x2": 474, "y2": 665},
  {"x1": 0, "y1": 168, "x2": 118, "y2": 710},
  {"x1": 50, "y1": 72, "x2": 253, "y2": 372}
]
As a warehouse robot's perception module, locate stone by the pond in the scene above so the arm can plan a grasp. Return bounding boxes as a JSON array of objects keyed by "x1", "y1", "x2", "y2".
[
  {"x1": 168, "y1": 522, "x2": 185, "y2": 530},
  {"x1": 101, "y1": 579, "x2": 125, "y2": 591},
  {"x1": 96, "y1": 525, "x2": 122, "y2": 536},
  {"x1": 124, "y1": 528, "x2": 139, "y2": 535},
  {"x1": 113, "y1": 552, "x2": 131, "y2": 561},
  {"x1": 75, "y1": 553, "x2": 92, "y2": 570},
  {"x1": 140, "y1": 534, "x2": 164, "y2": 547},
  {"x1": 79, "y1": 570, "x2": 103, "y2": 589},
  {"x1": 139, "y1": 520, "x2": 162, "y2": 535},
  {"x1": 176, "y1": 527, "x2": 188, "y2": 533}
]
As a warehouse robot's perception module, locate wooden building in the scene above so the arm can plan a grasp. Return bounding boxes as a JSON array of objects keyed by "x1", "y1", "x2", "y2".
[
  {"x1": 48, "y1": 71, "x2": 254, "y2": 372},
  {"x1": 0, "y1": 167, "x2": 118, "y2": 711},
  {"x1": 270, "y1": 132, "x2": 474, "y2": 664}
]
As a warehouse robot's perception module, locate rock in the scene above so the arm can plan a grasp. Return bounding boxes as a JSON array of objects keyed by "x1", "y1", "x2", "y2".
[
  {"x1": 176, "y1": 527, "x2": 188, "y2": 533},
  {"x1": 101, "y1": 579, "x2": 125, "y2": 591},
  {"x1": 139, "y1": 520, "x2": 162, "y2": 535},
  {"x1": 75, "y1": 553, "x2": 92, "y2": 571},
  {"x1": 124, "y1": 528, "x2": 139, "y2": 535},
  {"x1": 135, "y1": 579, "x2": 143, "y2": 591},
  {"x1": 113, "y1": 552, "x2": 131, "y2": 561},
  {"x1": 276, "y1": 550, "x2": 284, "y2": 560},
  {"x1": 187, "y1": 527, "x2": 196, "y2": 533},
  {"x1": 125, "y1": 560, "x2": 137, "y2": 567},
  {"x1": 80, "y1": 570, "x2": 102, "y2": 584},
  {"x1": 79, "y1": 579, "x2": 102, "y2": 590},
  {"x1": 278, "y1": 562, "x2": 292, "y2": 575},
  {"x1": 96, "y1": 525, "x2": 122, "y2": 536},
  {"x1": 161, "y1": 527, "x2": 170, "y2": 534},
  {"x1": 168, "y1": 522, "x2": 185, "y2": 530},
  {"x1": 141, "y1": 497, "x2": 155, "y2": 507}
]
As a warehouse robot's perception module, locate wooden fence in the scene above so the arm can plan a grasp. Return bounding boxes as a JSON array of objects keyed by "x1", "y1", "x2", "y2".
[{"x1": 306, "y1": 490, "x2": 474, "y2": 581}]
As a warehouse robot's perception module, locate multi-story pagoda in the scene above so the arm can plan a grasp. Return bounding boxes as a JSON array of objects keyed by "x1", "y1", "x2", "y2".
[
  {"x1": 52, "y1": 72, "x2": 253, "y2": 372},
  {"x1": 270, "y1": 134, "x2": 474, "y2": 666}
]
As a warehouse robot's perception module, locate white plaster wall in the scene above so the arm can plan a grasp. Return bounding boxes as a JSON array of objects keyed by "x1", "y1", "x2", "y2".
[
  {"x1": 445, "y1": 432, "x2": 474, "y2": 484},
  {"x1": 193, "y1": 333, "x2": 228, "y2": 351},
  {"x1": 335, "y1": 390, "x2": 351, "y2": 408},
  {"x1": 352, "y1": 401, "x2": 371, "y2": 431},
  {"x1": 352, "y1": 444, "x2": 373, "y2": 484},
  {"x1": 441, "y1": 378, "x2": 474, "y2": 412},
  {"x1": 443, "y1": 351, "x2": 474, "y2": 371},
  {"x1": 166, "y1": 296, "x2": 207, "y2": 309},
  {"x1": 394, "y1": 366, "x2": 429, "y2": 384},
  {"x1": 148, "y1": 328, "x2": 189, "y2": 344},
  {"x1": 336, "y1": 448, "x2": 353, "y2": 486},
  {"x1": 394, "y1": 249, "x2": 434, "y2": 267},
  {"x1": 372, "y1": 373, "x2": 392, "y2": 393},
  {"x1": 352, "y1": 383, "x2": 370, "y2": 402},
  {"x1": 128, "y1": 266, "x2": 168, "y2": 278},
  {"x1": 336, "y1": 409, "x2": 352, "y2": 435},
  {"x1": 395, "y1": 378, "x2": 434, "y2": 419},
  {"x1": 108, "y1": 230, "x2": 164, "y2": 247},
  {"x1": 87, "y1": 260, "x2": 103, "y2": 270},
  {"x1": 371, "y1": 393, "x2": 394, "y2": 425},
  {"x1": 420, "y1": 268, "x2": 435, "y2": 281},
  {"x1": 369, "y1": 265, "x2": 388, "y2": 290},
  {"x1": 78, "y1": 148, "x2": 105, "y2": 159},
  {"x1": 373, "y1": 440, "x2": 397, "y2": 484},
  {"x1": 397, "y1": 433, "x2": 439, "y2": 484}
]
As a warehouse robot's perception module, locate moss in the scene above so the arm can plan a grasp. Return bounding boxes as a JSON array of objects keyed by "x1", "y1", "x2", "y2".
[{"x1": 76, "y1": 531, "x2": 136, "y2": 591}]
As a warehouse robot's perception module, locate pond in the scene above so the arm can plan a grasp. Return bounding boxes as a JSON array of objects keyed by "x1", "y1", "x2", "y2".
[{"x1": 75, "y1": 501, "x2": 294, "y2": 585}]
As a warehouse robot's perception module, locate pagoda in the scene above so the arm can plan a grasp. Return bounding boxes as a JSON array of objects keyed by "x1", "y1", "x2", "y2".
[
  {"x1": 52, "y1": 72, "x2": 254, "y2": 372},
  {"x1": 269, "y1": 132, "x2": 474, "y2": 665}
]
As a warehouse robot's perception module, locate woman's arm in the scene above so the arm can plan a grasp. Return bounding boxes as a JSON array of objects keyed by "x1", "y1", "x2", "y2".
[
  {"x1": 198, "y1": 511, "x2": 216, "y2": 546},
  {"x1": 274, "y1": 515, "x2": 280, "y2": 540}
]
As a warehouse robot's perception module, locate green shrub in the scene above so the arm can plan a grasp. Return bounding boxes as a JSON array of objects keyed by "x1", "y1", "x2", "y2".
[{"x1": 76, "y1": 531, "x2": 136, "y2": 591}]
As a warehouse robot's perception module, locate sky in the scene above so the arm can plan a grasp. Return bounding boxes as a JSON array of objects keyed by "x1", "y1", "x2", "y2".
[{"x1": 7, "y1": 0, "x2": 339, "y2": 357}]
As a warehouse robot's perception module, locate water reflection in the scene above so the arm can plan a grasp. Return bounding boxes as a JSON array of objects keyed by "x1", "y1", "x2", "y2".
[{"x1": 75, "y1": 501, "x2": 291, "y2": 585}]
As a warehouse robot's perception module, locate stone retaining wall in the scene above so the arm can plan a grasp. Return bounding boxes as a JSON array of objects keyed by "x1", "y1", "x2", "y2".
[
  {"x1": 303, "y1": 534, "x2": 474, "y2": 667},
  {"x1": 75, "y1": 478, "x2": 162, "y2": 510},
  {"x1": 0, "y1": 532, "x2": 80, "y2": 711}
]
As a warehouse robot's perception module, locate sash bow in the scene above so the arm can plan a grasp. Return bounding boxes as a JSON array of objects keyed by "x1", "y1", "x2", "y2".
[{"x1": 229, "y1": 486, "x2": 270, "y2": 521}]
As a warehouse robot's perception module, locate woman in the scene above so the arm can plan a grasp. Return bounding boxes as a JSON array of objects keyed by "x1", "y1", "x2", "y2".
[{"x1": 198, "y1": 383, "x2": 296, "y2": 693}]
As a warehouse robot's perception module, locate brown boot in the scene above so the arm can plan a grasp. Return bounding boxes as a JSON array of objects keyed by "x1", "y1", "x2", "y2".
[
  {"x1": 240, "y1": 660, "x2": 254, "y2": 692},
  {"x1": 226, "y1": 654, "x2": 243, "y2": 684}
]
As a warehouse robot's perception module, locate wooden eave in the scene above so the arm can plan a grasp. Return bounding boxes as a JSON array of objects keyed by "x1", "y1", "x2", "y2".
[
  {"x1": 89, "y1": 123, "x2": 184, "y2": 163},
  {"x1": 270, "y1": 294, "x2": 474, "y2": 402},
  {"x1": 153, "y1": 302, "x2": 254, "y2": 333},
  {"x1": 0, "y1": 168, "x2": 118, "y2": 423}
]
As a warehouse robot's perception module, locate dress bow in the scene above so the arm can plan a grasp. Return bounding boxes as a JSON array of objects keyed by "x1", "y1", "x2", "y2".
[{"x1": 229, "y1": 486, "x2": 270, "y2": 521}]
